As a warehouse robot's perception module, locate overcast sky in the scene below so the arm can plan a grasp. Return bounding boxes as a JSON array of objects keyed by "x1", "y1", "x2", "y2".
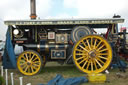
[{"x1": 0, "y1": 0, "x2": 128, "y2": 40}]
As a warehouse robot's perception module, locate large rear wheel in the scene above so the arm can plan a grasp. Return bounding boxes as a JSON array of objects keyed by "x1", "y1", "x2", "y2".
[
  {"x1": 17, "y1": 50, "x2": 43, "y2": 76},
  {"x1": 73, "y1": 35, "x2": 112, "y2": 73}
]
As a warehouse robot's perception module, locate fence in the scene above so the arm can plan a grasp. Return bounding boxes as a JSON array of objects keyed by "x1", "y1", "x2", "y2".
[{"x1": 0, "y1": 66, "x2": 31, "y2": 85}]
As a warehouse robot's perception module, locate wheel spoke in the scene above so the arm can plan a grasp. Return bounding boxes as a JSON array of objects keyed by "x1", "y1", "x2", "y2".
[
  {"x1": 31, "y1": 65, "x2": 34, "y2": 72},
  {"x1": 24, "y1": 66, "x2": 29, "y2": 72},
  {"x1": 30, "y1": 54, "x2": 35, "y2": 61},
  {"x1": 98, "y1": 53, "x2": 108, "y2": 56},
  {"x1": 21, "y1": 63, "x2": 27, "y2": 69},
  {"x1": 95, "y1": 59, "x2": 102, "y2": 68},
  {"x1": 91, "y1": 60, "x2": 93, "y2": 71},
  {"x1": 32, "y1": 57, "x2": 38, "y2": 62},
  {"x1": 76, "y1": 53, "x2": 87, "y2": 56},
  {"x1": 97, "y1": 58, "x2": 105, "y2": 64},
  {"x1": 25, "y1": 54, "x2": 29, "y2": 61},
  {"x1": 76, "y1": 56, "x2": 86, "y2": 61},
  {"x1": 28, "y1": 66, "x2": 31, "y2": 73},
  {"x1": 20, "y1": 60, "x2": 26, "y2": 63},
  {"x1": 30, "y1": 66, "x2": 34, "y2": 73},
  {"x1": 78, "y1": 58, "x2": 87, "y2": 64},
  {"x1": 32, "y1": 64, "x2": 39, "y2": 71},
  {"x1": 93, "y1": 60, "x2": 97, "y2": 70},
  {"x1": 79, "y1": 45, "x2": 89, "y2": 52},
  {"x1": 99, "y1": 49, "x2": 108, "y2": 52},
  {"x1": 32, "y1": 65, "x2": 38, "y2": 70},
  {"x1": 93, "y1": 39, "x2": 97, "y2": 49},
  {"x1": 96, "y1": 41, "x2": 102, "y2": 49},
  {"x1": 81, "y1": 40, "x2": 87, "y2": 47},
  {"x1": 97, "y1": 44, "x2": 105, "y2": 51},
  {"x1": 22, "y1": 56, "x2": 27, "y2": 61},
  {"x1": 32, "y1": 63, "x2": 40, "y2": 67},
  {"x1": 97, "y1": 56, "x2": 107, "y2": 60},
  {"x1": 33, "y1": 61, "x2": 40, "y2": 64},
  {"x1": 86, "y1": 60, "x2": 90, "y2": 70},
  {"x1": 87, "y1": 40, "x2": 91, "y2": 50},
  {"x1": 76, "y1": 49, "x2": 85, "y2": 52},
  {"x1": 78, "y1": 59, "x2": 85, "y2": 64},
  {"x1": 29, "y1": 53, "x2": 31, "y2": 60},
  {"x1": 82, "y1": 60, "x2": 88, "y2": 68},
  {"x1": 20, "y1": 62, "x2": 27, "y2": 66}
]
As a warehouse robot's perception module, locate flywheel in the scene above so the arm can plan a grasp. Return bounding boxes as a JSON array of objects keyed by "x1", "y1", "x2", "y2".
[
  {"x1": 17, "y1": 50, "x2": 43, "y2": 76},
  {"x1": 71, "y1": 26, "x2": 92, "y2": 43},
  {"x1": 73, "y1": 35, "x2": 112, "y2": 73}
]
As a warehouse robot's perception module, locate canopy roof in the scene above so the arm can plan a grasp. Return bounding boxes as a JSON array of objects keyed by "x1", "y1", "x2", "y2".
[{"x1": 4, "y1": 18, "x2": 124, "y2": 25}]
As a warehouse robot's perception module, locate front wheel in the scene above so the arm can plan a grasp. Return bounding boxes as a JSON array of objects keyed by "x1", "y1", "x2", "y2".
[
  {"x1": 17, "y1": 50, "x2": 43, "y2": 76},
  {"x1": 73, "y1": 35, "x2": 112, "y2": 73}
]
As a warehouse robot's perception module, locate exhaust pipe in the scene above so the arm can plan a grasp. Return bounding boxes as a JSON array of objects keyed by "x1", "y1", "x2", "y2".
[{"x1": 30, "y1": 0, "x2": 37, "y2": 19}]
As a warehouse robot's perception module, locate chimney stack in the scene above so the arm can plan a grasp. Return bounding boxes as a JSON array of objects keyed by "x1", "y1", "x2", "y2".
[{"x1": 30, "y1": 0, "x2": 37, "y2": 19}]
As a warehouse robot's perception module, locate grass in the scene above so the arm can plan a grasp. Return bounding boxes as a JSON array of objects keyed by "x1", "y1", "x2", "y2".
[
  {"x1": 0, "y1": 75, "x2": 5, "y2": 85},
  {"x1": 1, "y1": 62, "x2": 128, "y2": 85}
]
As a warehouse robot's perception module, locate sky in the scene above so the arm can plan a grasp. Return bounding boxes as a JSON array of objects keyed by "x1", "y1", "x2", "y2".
[{"x1": 0, "y1": 0, "x2": 128, "y2": 40}]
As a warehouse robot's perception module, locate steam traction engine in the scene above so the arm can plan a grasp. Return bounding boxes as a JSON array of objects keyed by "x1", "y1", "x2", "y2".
[{"x1": 4, "y1": 0, "x2": 125, "y2": 76}]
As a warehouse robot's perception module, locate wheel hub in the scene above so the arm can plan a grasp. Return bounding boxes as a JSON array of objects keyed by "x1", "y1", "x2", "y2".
[
  {"x1": 27, "y1": 61, "x2": 31, "y2": 65},
  {"x1": 89, "y1": 50, "x2": 96, "y2": 58}
]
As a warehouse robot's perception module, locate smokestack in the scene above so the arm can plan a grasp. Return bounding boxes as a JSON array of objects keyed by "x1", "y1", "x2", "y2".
[{"x1": 30, "y1": 0, "x2": 37, "y2": 19}]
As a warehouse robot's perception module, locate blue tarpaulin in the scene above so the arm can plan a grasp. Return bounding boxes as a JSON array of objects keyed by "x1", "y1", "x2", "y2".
[
  {"x1": 39, "y1": 74, "x2": 88, "y2": 85},
  {"x1": 111, "y1": 60, "x2": 127, "y2": 68},
  {"x1": 2, "y1": 28, "x2": 17, "y2": 69}
]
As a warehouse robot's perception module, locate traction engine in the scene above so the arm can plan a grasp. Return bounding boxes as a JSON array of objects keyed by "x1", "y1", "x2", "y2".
[{"x1": 3, "y1": 0, "x2": 127, "y2": 75}]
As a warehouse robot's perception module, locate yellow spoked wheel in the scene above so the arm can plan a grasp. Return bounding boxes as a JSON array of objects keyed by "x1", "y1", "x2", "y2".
[
  {"x1": 73, "y1": 35, "x2": 112, "y2": 73},
  {"x1": 17, "y1": 50, "x2": 42, "y2": 76}
]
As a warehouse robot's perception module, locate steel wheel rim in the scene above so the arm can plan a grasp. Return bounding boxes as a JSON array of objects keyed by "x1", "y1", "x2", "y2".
[
  {"x1": 73, "y1": 35, "x2": 112, "y2": 73},
  {"x1": 17, "y1": 51, "x2": 42, "y2": 76}
]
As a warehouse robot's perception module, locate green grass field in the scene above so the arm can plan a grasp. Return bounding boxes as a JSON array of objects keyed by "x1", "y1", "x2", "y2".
[{"x1": 2, "y1": 62, "x2": 128, "y2": 85}]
